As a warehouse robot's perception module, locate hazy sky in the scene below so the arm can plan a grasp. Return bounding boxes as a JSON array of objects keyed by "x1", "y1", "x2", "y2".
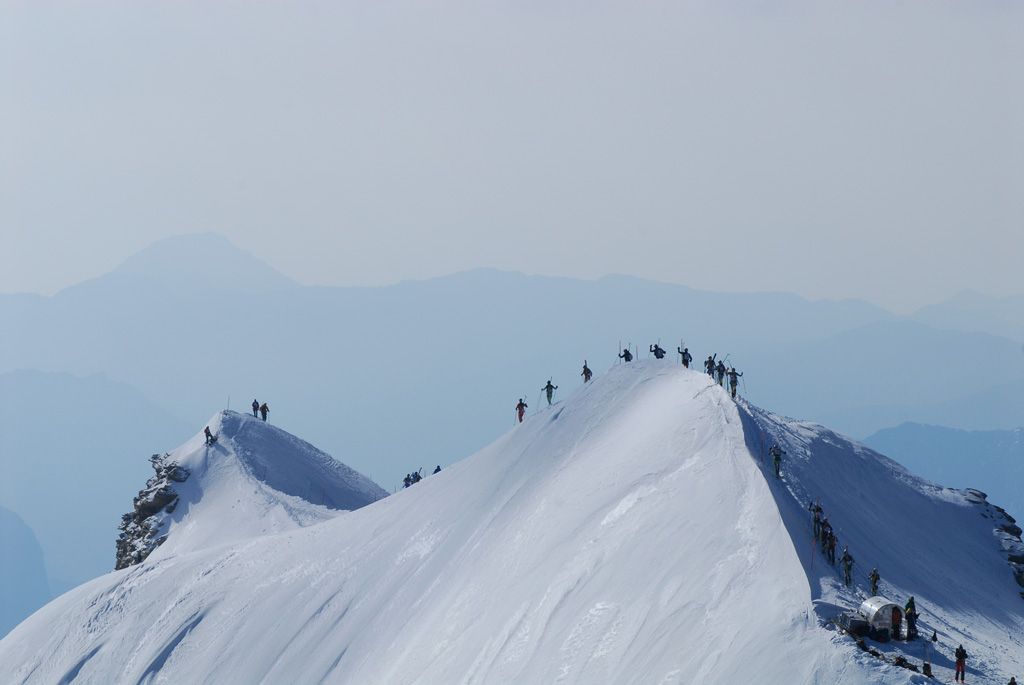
[{"x1": 2, "y1": 1, "x2": 1021, "y2": 311}]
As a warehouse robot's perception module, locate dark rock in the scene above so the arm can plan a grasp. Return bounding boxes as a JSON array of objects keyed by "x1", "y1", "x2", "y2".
[
  {"x1": 114, "y1": 453, "x2": 190, "y2": 570},
  {"x1": 1001, "y1": 523, "x2": 1023, "y2": 539}
]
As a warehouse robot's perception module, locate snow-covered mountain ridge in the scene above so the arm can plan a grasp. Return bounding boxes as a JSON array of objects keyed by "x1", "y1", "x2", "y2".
[
  {"x1": 114, "y1": 410, "x2": 388, "y2": 569},
  {"x1": 1, "y1": 363, "x2": 1021, "y2": 683}
]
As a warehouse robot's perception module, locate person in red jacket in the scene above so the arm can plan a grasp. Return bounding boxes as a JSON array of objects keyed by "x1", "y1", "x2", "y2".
[
  {"x1": 954, "y1": 644, "x2": 967, "y2": 682},
  {"x1": 516, "y1": 399, "x2": 528, "y2": 423}
]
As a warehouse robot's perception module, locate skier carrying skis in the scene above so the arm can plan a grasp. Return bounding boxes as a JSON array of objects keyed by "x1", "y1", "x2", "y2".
[
  {"x1": 678, "y1": 347, "x2": 692, "y2": 368},
  {"x1": 705, "y1": 355, "x2": 716, "y2": 377},
  {"x1": 715, "y1": 360, "x2": 727, "y2": 386},
  {"x1": 954, "y1": 644, "x2": 967, "y2": 682},
  {"x1": 619, "y1": 348, "x2": 633, "y2": 363},
  {"x1": 840, "y1": 547, "x2": 854, "y2": 587},
  {"x1": 259, "y1": 402, "x2": 269, "y2": 422},
  {"x1": 769, "y1": 443, "x2": 785, "y2": 479},
  {"x1": 819, "y1": 516, "x2": 831, "y2": 546},
  {"x1": 204, "y1": 426, "x2": 215, "y2": 445},
  {"x1": 251, "y1": 399, "x2": 259, "y2": 417},
  {"x1": 516, "y1": 398, "x2": 528, "y2": 423},
  {"x1": 726, "y1": 367, "x2": 743, "y2": 398},
  {"x1": 542, "y1": 380, "x2": 558, "y2": 406},
  {"x1": 581, "y1": 361, "x2": 593, "y2": 383},
  {"x1": 649, "y1": 343, "x2": 666, "y2": 359},
  {"x1": 869, "y1": 568, "x2": 880, "y2": 596},
  {"x1": 411, "y1": 471, "x2": 422, "y2": 484}
]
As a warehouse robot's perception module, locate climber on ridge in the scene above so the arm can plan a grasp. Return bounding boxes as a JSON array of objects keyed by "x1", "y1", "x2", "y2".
[
  {"x1": 516, "y1": 398, "x2": 528, "y2": 423},
  {"x1": 726, "y1": 367, "x2": 743, "y2": 398},
  {"x1": 705, "y1": 355, "x2": 716, "y2": 377},
  {"x1": 715, "y1": 359, "x2": 727, "y2": 386},
  {"x1": 251, "y1": 399, "x2": 260, "y2": 417},
  {"x1": 204, "y1": 426, "x2": 216, "y2": 445},
  {"x1": 678, "y1": 346, "x2": 692, "y2": 368},
  {"x1": 619, "y1": 347, "x2": 633, "y2": 363},
  {"x1": 581, "y1": 361, "x2": 593, "y2": 383},
  {"x1": 650, "y1": 343, "x2": 666, "y2": 359},
  {"x1": 542, "y1": 379, "x2": 559, "y2": 406},
  {"x1": 259, "y1": 402, "x2": 269, "y2": 422}
]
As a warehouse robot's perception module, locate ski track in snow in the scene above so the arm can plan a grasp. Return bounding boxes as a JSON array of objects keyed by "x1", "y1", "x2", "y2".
[{"x1": 1, "y1": 362, "x2": 1022, "y2": 684}]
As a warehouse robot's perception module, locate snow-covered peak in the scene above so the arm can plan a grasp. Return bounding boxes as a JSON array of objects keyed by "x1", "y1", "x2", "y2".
[
  {"x1": 117, "y1": 409, "x2": 387, "y2": 566},
  {"x1": 2, "y1": 363, "x2": 1021, "y2": 683}
]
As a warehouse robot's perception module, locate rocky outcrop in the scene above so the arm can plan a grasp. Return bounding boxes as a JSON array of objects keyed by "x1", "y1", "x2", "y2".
[
  {"x1": 114, "y1": 454, "x2": 190, "y2": 570},
  {"x1": 969, "y1": 489, "x2": 1024, "y2": 599}
]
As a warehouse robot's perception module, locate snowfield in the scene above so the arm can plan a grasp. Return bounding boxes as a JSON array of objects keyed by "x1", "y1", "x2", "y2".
[{"x1": 1, "y1": 362, "x2": 1021, "y2": 683}]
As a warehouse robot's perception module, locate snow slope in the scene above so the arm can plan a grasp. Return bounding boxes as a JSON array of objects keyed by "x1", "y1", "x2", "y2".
[
  {"x1": 1, "y1": 363, "x2": 1021, "y2": 684},
  {"x1": 739, "y1": 403, "x2": 1024, "y2": 683}
]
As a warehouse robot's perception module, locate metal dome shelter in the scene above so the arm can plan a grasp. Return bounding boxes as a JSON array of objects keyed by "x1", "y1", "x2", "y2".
[{"x1": 858, "y1": 596, "x2": 903, "y2": 640}]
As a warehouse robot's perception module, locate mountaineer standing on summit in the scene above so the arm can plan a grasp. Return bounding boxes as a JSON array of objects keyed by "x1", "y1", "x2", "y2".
[
  {"x1": 678, "y1": 346, "x2": 692, "y2": 368},
  {"x1": 251, "y1": 399, "x2": 260, "y2": 417},
  {"x1": 259, "y1": 402, "x2": 269, "y2": 422},
  {"x1": 649, "y1": 343, "x2": 666, "y2": 359}
]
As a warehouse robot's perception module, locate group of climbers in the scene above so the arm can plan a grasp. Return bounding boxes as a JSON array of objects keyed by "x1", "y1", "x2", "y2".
[
  {"x1": 203, "y1": 397, "x2": 272, "y2": 446},
  {"x1": 698, "y1": 353, "x2": 744, "y2": 398},
  {"x1": 505, "y1": 344, "x2": 1015, "y2": 682},
  {"x1": 251, "y1": 399, "x2": 270, "y2": 422},
  {"x1": 810, "y1": 498, "x2": 926, "y2": 644},
  {"x1": 402, "y1": 465, "x2": 442, "y2": 489},
  {"x1": 810, "y1": 500, "x2": 841, "y2": 568},
  {"x1": 519, "y1": 342, "x2": 745, "y2": 424}
]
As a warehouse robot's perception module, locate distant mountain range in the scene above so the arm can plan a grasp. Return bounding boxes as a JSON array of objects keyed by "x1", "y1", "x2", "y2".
[
  {"x1": 0, "y1": 506, "x2": 49, "y2": 638},
  {"x1": 1, "y1": 232, "x2": 1021, "y2": 633},
  {"x1": 864, "y1": 423, "x2": 1024, "y2": 521}
]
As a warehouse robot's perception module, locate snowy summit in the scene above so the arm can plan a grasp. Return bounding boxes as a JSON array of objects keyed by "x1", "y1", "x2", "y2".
[{"x1": 1, "y1": 362, "x2": 1022, "y2": 683}]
